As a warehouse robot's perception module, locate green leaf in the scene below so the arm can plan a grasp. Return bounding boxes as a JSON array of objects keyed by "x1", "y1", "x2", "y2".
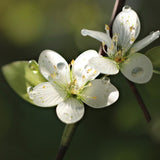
[
  {"x1": 2, "y1": 61, "x2": 46, "y2": 104},
  {"x1": 145, "y1": 46, "x2": 160, "y2": 74}
]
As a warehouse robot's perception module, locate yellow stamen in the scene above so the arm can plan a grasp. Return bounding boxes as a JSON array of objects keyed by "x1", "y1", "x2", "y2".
[
  {"x1": 130, "y1": 26, "x2": 134, "y2": 32},
  {"x1": 94, "y1": 70, "x2": 97, "y2": 74},
  {"x1": 53, "y1": 65, "x2": 57, "y2": 69},
  {"x1": 82, "y1": 75, "x2": 85, "y2": 79},
  {"x1": 92, "y1": 96, "x2": 97, "y2": 99},
  {"x1": 42, "y1": 85, "x2": 46, "y2": 88},
  {"x1": 87, "y1": 69, "x2": 92, "y2": 73},
  {"x1": 131, "y1": 37, "x2": 135, "y2": 42},
  {"x1": 73, "y1": 79, "x2": 77, "y2": 83},
  {"x1": 88, "y1": 83, "x2": 92, "y2": 86},
  {"x1": 102, "y1": 42, "x2": 106, "y2": 46},
  {"x1": 71, "y1": 59, "x2": 75, "y2": 65},
  {"x1": 105, "y1": 24, "x2": 110, "y2": 31},
  {"x1": 50, "y1": 72, "x2": 56, "y2": 78},
  {"x1": 117, "y1": 50, "x2": 122, "y2": 55}
]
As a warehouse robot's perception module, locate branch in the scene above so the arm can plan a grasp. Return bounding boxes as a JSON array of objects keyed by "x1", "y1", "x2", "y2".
[
  {"x1": 56, "y1": 123, "x2": 79, "y2": 160},
  {"x1": 99, "y1": 0, "x2": 126, "y2": 55},
  {"x1": 127, "y1": 80, "x2": 151, "y2": 122},
  {"x1": 109, "y1": 0, "x2": 126, "y2": 33}
]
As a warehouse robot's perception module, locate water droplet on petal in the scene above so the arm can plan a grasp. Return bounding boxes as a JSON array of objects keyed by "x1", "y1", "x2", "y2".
[
  {"x1": 102, "y1": 76, "x2": 110, "y2": 84},
  {"x1": 57, "y1": 62, "x2": 66, "y2": 70},
  {"x1": 81, "y1": 29, "x2": 88, "y2": 36},
  {"x1": 131, "y1": 67, "x2": 144, "y2": 77},
  {"x1": 27, "y1": 86, "x2": 34, "y2": 99},
  {"x1": 123, "y1": 5, "x2": 131, "y2": 12},
  {"x1": 28, "y1": 60, "x2": 38, "y2": 73},
  {"x1": 27, "y1": 86, "x2": 33, "y2": 93}
]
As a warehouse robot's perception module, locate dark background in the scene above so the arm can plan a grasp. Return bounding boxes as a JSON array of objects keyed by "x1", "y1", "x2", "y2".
[{"x1": 0, "y1": 0, "x2": 160, "y2": 159}]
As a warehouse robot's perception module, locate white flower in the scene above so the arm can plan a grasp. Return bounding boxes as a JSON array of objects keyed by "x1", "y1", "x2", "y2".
[
  {"x1": 81, "y1": 6, "x2": 160, "y2": 84},
  {"x1": 27, "y1": 50, "x2": 119, "y2": 124}
]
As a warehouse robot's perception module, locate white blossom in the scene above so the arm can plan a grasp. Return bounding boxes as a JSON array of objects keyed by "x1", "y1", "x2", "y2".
[
  {"x1": 81, "y1": 6, "x2": 160, "y2": 83},
  {"x1": 27, "y1": 50, "x2": 119, "y2": 124}
]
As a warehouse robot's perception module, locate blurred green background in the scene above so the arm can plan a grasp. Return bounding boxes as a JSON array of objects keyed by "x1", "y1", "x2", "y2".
[{"x1": 0, "y1": 0, "x2": 160, "y2": 159}]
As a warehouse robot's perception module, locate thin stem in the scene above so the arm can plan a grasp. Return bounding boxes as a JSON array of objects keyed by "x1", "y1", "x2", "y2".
[
  {"x1": 99, "y1": 0, "x2": 126, "y2": 55},
  {"x1": 127, "y1": 80, "x2": 151, "y2": 122},
  {"x1": 56, "y1": 123, "x2": 79, "y2": 160},
  {"x1": 109, "y1": 0, "x2": 126, "y2": 34}
]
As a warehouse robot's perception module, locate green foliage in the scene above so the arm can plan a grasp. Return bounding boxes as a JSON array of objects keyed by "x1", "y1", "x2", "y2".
[
  {"x1": 2, "y1": 61, "x2": 46, "y2": 104},
  {"x1": 145, "y1": 46, "x2": 160, "y2": 74}
]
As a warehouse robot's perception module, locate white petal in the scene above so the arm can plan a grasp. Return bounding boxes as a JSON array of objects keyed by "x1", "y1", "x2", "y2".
[
  {"x1": 38, "y1": 50, "x2": 70, "y2": 85},
  {"x1": 81, "y1": 29, "x2": 112, "y2": 48},
  {"x1": 72, "y1": 50, "x2": 100, "y2": 87},
  {"x1": 113, "y1": 6, "x2": 140, "y2": 52},
  {"x1": 89, "y1": 56, "x2": 119, "y2": 75},
  {"x1": 81, "y1": 79, "x2": 119, "y2": 108},
  {"x1": 56, "y1": 98, "x2": 84, "y2": 124},
  {"x1": 28, "y1": 82, "x2": 66, "y2": 107},
  {"x1": 130, "y1": 30, "x2": 160, "y2": 54},
  {"x1": 121, "y1": 53, "x2": 153, "y2": 83}
]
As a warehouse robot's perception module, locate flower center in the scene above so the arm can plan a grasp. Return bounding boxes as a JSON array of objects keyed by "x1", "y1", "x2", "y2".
[
  {"x1": 114, "y1": 50, "x2": 126, "y2": 63},
  {"x1": 69, "y1": 79, "x2": 79, "y2": 95}
]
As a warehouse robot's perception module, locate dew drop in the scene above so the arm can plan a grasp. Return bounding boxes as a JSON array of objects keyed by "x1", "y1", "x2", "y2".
[
  {"x1": 123, "y1": 5, "x2": 131, "y2": 12},
  {"x1": 131, "y1": 67, "x2": 144, "y2": 77},
  {"x1": 102, "y1": 76, "x2": 110, "y2": 84},
  {"x1": 27, "y1": 86, "x2": 35, "y2": 99},
  {"x1": 81, "y1": 29, "x2": 88, "y2": 36},
  {"x1": 28, "y1": 60, "x2": 38, "y2": 73},
  {"x1": 57, "y1": 62, "x2": 66, "y2": 70},
  {"x1": 27, "y1": 86, "x2": 33, "y2": 93}
]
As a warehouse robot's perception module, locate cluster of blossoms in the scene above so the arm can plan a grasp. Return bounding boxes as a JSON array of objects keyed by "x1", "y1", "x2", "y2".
[{"x1": 28, "y1": 6, "x2": 159, "y2": 124}]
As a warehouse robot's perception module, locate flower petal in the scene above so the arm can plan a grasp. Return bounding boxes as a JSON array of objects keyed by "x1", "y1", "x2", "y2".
[
  {"x1": 81, "y1": 29, "x2": 112, "y2": 48},
  {"x1": 121, "y1": 53, "x2": 153, "y2": 83},
  {"x1": 56, "y1": 98, "x2": 84, "y2": 124},
  {"x1": 81, "y1": 79, "x2": 119, "y2": 108},
  {"x1": 72, "y1": 50, "x2": 100, "y2": 87},
  {"x1": 38, "y1": 50, "x2": 70, "y2": 85},
  {"x1": 112, "y1": 6, "x2": 140, "y2": 53},
  {"x1": 130, "y1": 30, "x2": 160, "y2": 54},
  {"x1": 28, "y1": 82, "x2": 66, "y2": 107},
  {"x1": 89, "y1": 56, "x2": 119, "y2": 75}
]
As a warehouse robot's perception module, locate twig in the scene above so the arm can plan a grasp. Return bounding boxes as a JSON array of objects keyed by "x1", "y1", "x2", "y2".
[
  {"x1": 56, "y1": 123, "x2": 79, "y2": 160},
  {"x1": 109, "y1": 0, "x2": 126, "y2": 34},
  {"x1": 127, "y1": 80, "x2": 151, "y2": 122}
]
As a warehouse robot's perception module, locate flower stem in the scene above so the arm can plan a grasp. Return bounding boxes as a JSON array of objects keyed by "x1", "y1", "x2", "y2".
[
  {"x1": 99, "y1": 0, "x2": 126, "y2": 55},
  {"x1": 127, "y1": 80, "x2": 151, "y2": 122},
  {"x1": 56, "y1": 123, "x2": 79, "y2": 160},
  {"x1": 109, "y1": 0, "x2": 126, "y2": 34}
]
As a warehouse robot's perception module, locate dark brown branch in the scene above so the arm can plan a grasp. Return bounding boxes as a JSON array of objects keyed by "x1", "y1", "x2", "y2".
[
  {"x1": 127, "y1": 80, "x2": 151, "y2": 122},
  {"x1": 109, "y1": 0, "x2": 126, "y2": 34}
]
